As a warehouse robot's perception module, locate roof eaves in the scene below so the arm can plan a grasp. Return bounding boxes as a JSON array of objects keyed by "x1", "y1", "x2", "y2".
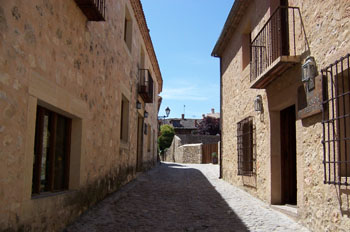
[{"x1": 211, "y1": 0, "x2": 251, "y2": 57}]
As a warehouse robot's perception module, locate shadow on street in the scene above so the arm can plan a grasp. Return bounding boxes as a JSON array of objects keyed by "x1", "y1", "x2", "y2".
[{"x1": 65, "y1": 163, "x2": 248, "y2": 232}]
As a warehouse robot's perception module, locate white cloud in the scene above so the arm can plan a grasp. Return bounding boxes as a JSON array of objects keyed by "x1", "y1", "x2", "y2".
[{"x1": 161, "y1": 86, "x2": 208, "y2": 101}]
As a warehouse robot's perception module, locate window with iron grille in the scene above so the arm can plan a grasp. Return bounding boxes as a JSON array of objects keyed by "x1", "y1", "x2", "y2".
[
  {"x1": 237, "y1": 117, "x2": 256, "y2": 176},
  {"x1": 322, "y1": 53, "x2": 350, "y2": 185}
]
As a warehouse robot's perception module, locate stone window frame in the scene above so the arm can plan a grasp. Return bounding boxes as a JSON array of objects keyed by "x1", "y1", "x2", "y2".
[
  {"x1": 124, "y1": 5, "x2": 133, "y2": 52},
  {"x1": 237, "y1": 116, "x2": 256, "y2": 176},
  {"x1": 24, "y1": 73, "x2": 87, "y2": 200}
]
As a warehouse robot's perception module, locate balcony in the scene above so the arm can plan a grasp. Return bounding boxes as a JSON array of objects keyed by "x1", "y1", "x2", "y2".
[
  {"x1": 139, "y1": 69, "x2": 154, "y2": 103},
  {"x1": 250, "y1": 6, "x2": 308, "y2": 89},
  {"x1": 74, "y1": 0, "x2": 106, "y2": 21}
]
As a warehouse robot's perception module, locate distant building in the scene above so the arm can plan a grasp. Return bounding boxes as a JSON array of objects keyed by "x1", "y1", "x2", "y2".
[
  {"x1": 205, "y1": 108, "x2": 220, "y2": 119},
  {"x1": 163, "y1": 114, "x2": 200, "y2": 135}
]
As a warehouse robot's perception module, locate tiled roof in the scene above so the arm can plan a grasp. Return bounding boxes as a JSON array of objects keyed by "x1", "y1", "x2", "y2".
[{"x1": 163, "y1": 118, "x2": 201, "y2": 129}]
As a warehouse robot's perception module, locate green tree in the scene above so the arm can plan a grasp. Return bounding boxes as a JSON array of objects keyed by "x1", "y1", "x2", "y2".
[{"x1": 158, "y1": 124, "x2": 175, "y2": 153}]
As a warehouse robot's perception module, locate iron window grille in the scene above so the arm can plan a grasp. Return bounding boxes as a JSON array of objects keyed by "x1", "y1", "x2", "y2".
[
  {"x1": 237, "y1": 117, "x2": 256, "y2": 176},
  {"x1": 322, "y1": 53, "x2": 350, "y2": 185}
]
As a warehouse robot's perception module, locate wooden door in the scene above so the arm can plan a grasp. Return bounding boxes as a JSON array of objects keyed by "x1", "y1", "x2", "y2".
[
  {"x1": 280, "y1": 105, "x2": 297, "y2": 205},
  {"x1": 202, "y1": 143, "x2": 218, "y2": 164},
  {"x1": 136, "y1": 115, "x2": 143, "y2": 171}
]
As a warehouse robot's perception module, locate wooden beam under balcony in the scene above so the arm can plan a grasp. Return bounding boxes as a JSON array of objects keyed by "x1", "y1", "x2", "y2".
[
  {"x1": 250, "y1": 56, "x2": 300, "y2": 89},
  {"x1": 74, "y1": 0, "x2": 105, "y2": 21}
]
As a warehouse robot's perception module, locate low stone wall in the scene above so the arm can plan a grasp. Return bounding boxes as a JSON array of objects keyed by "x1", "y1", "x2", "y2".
[
  {"x1": 163, "y1": 135, "x2": 220, "y2": 164},
  {"x1": 181, "y1": 144, "x2": 202, "y2": 163}
]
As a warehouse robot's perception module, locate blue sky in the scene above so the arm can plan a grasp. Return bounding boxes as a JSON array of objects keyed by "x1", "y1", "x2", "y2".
[{"x1": 141, "y1": 0, "x2": 233, "y2": 119}]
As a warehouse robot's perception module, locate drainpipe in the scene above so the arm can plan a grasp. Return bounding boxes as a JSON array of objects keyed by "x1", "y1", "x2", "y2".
[
  {"x1": 212, "y1": 54, "x2": 223, "y2": 179},
  {"x1": 219, "y1": 57, "x2": 223, "y2": 179}
]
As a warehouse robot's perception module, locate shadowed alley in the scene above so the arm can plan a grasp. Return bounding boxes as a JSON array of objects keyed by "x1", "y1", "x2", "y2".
[{"x1": 65, "y1": 163, "x2": 309, "y2": 232}]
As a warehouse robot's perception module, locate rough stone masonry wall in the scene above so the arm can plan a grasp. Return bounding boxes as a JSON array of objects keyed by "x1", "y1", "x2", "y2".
[
  {"x1": 163, "y1": 136, "x2": 203, "y2": 164},
  {"x1": 289, "y1": 1, "x2": 350, "y2": 231},
  {"x1": 220, "y1": 0, "x2": 350, "y2": 231},
  {"x1": 181, "y1": 144, "x2": 202, "y2": 164},
  {"x1": 221, "y1": 0, "x2": 271, "y2": 205},
  {"x1": 0, "y1": 0, "x2": 160, "y2": 231}
]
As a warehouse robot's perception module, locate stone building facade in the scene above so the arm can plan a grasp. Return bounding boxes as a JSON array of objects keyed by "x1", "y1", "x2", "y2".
[
  {"x1": 212, "y1": 0, "x2": 350, "y2": 231},
  {"x1": 0, "y1": 0, "x2": 162, "y2": 231}
]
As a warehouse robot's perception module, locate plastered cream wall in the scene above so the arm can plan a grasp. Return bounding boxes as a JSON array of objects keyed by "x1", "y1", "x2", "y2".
[
  {"x1": 220, "y1": 0, "x2": 350, "y2": 231},
  {"x1": 0, "y1": 0, "x2": 161, "y2": 231}
]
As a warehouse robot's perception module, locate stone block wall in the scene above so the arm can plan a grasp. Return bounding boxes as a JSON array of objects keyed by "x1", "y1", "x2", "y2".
[
  {"x1": 218, "y1": 0, "x2": 350, "y2": 231},
  {"x1": 0, "y1": 0, "x2": 161, "y2": 231},
  {"x1": 181, "y1": 144, "x2": 202, "y2": 164},
  {"x1": 163, "y1": 136, "x2": 204, "y2": 164}
]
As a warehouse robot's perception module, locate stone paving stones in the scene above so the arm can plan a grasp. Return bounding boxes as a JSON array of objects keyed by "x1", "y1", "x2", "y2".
[{"x1": 65, "y1": 163, "x2": 309, "y2": 232}]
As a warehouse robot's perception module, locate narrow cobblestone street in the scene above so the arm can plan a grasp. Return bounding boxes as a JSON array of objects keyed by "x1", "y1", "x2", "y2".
[{"x1": 65, "y1": 163, "x2": 309, "y2": 232}]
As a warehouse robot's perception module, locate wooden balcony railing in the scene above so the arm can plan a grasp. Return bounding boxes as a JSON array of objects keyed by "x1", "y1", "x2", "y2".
[
  {"x1": 139, "y1": 69, "x2": 154, "y2": 103},
  {"x1": 250, "y1": 6, "x2": 308, "y2": 89},
  {"x1": 74, "y1": 0, "x2": 106, "y2": 21}
]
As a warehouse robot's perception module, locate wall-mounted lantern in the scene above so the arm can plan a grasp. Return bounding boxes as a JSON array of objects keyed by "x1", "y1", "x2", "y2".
[
  {"x1": 302, "y1": 56, "x2": 317, "y2": 91},
  {"x1": 136, "y1": 101, "x2": 142, "y2": 109},
  {"x1": 144, "y1": 111, "x2": 149, "y2": 118},
  {"x1": 254, "y1": 95, "x2": 263, "y2": 112}
]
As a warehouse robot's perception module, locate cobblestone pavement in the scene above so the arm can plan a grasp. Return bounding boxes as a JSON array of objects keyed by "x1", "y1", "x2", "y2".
[{"x1": 65, "y1": 163, "x2": 309, "y2": 232}]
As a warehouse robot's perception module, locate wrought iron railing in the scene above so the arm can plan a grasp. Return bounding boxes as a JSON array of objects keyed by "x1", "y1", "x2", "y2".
[
  {"x1": 322, "y1": 54, "x2": 350, "y2": 186},
  {"x1": 74, "y1": 0, "x2": 106, "y2": 21},
  {"x1": 139, "y1": 69, "x2": 154, "y2": 103},
  {"x1": 250, "y1": 6, "x2": 308, "y2": 82}
]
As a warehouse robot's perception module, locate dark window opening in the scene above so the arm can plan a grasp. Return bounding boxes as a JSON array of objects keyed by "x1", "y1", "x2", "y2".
[
  {"x1": 322, "y1": 53, "x2": 350, "y2": 185},
  {"x1": 124, "y1": 7, "x2": 132, "y2": 51},
  {"x1": 120, "y1": 96, "x2": 129, "y2": 142},
  {"x1": 237, "y1": 117, "x2": 256, "y2": 176},
  {"x1": 32, "y1": 106, "x2": 71, "y2": 195}
]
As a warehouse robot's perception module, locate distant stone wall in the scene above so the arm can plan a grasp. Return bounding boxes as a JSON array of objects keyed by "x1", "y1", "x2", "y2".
[
  {"x1": 179, "y1": 144, "x2": 202, "y2": 164},
  {"x1": 163, "y1": 136, "x2": 204, "y2": 164},
  {"x1": 177, "y1": 134, "x2": 220, "y2": 145}
]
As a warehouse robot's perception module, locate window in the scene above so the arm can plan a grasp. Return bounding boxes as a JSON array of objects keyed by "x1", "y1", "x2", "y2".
[
  {"x1": 147, "y1": 125, "x2": 151, "y2": 152},
  {"x1": 242, "y1": 33, "x2": 251, "y2": 70},
  {"x1": 120, "y1": 95, "x2": 129, "y2": 143},
  {"x1": 124, "y1": 6, "x2": 132, "y2": 51},
  {"x1": 237, "y1": 117, "x2": 255, "y2": 176},
  {"x1": 32, "y1": 106, "x2": 72, "y2": 195},
  {"x1": 152, "y1": 129, "x2": 156, "y2": 155},
  {"x1": 322, "y1": 53, "x2": 350, "y2": 185}
]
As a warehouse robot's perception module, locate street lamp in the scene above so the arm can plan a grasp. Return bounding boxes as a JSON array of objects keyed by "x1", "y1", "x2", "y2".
[
  {"x1": 158, "y1": 107, "x2": 171, "y2": 122},
  {"x1": 165, "y1": 107, "x2": 170, "y2": 117}
]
